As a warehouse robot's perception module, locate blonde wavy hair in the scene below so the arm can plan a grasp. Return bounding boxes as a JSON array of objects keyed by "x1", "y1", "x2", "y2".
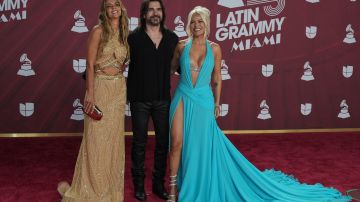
[
  {"x1": 186, "y1": 6, "x2": 211, "y2": 38},
  {"x1": 98, "y1": 0, "x2": 130, "y2": 60}
]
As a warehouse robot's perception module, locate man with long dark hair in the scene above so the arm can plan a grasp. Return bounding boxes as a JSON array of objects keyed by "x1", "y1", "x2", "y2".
[{"x1": 127, "y1": 0, "x2": 178, "y2": 201}]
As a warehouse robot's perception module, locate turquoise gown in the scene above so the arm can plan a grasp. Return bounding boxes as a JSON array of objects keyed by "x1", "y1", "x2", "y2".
[{"x1": 169, "y1": 39, "x2": 351, "y2": 202}]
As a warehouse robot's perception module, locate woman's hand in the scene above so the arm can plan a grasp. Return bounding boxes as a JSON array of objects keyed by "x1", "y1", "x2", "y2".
[
  {"x1": 84, "y1": 90, "x2": 95, "y2": 114},
  {"x1": 121, "y1": 59, "x2": 129, "y2": 72},
  {"x1": 214, "y1": 105, "x2": 220, "y2": 118}
]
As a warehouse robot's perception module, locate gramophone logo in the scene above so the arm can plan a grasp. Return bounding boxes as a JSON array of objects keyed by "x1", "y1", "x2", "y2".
[
  {"x1": 221, "y1": 60, "x2": 231, "y2": 80},
  {"x1": 301, "y1": 103, "x2": 312, "y2": 116},
  {"x1": 19, "y1": 102, "x2": 34, "y2": 117},
  {"x1": 338, "y1": 100, "x2": 350, "y2": 119},
  {"x1": 125, "y1": 103, "x2": 131, "y2": 116},
  {"x1": 343, "y1": 65, "x2": 353, "y2": 78},
  {"x1": 305, "y1": 0, "x2": 320, "y2": 3},
  {"x1": 257, "y1": 100, "x2": 271, "y2": 120},
  {"x1": 301, "y1": 61, "x2": 315, "y2": 81},
  {"x1": 73, "y1": 59, "x2": 86, "y2": 73},
  {"x1": 306, "y1": 26, "x2": 317, "y2": 39},
  {"x1": 0, "y1": 0, "x2": 28, "y2": 23},
  {"x1": 173, "y1": 16, "x2": 187, "y2": 38},
  {"x1": 70, "y1": 99, "x2": 84, "y2": 121},
  {"x1": 17, "y1": 53, "x2": 35, "y2": 77},
  {"x1": 217, "y1": 0, "x2": 245, "y2": 8},
  {"x1": 71, "y1": 10, "x2": 89, "y2": 33},
  {"x1": 216, "y1": 0, "x2": 286, "y2": 52},
  {"x1": 129, "y1": 17, "x2": 139, "y2": 31},
  {"x1": 219, "y1": 104, "x2": 229, "y2": 117},
  {"x1": 262, "y1": 64, "x2": 273, "y2": 77},
  {"x1": 343, "y1": 24, "x2": 356, "y2": 44}
]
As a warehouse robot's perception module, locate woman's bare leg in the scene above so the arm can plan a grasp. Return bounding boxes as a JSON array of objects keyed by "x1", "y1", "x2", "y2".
[{"x1": 168, "y1": 100, "x2": 184, "y2": 201}]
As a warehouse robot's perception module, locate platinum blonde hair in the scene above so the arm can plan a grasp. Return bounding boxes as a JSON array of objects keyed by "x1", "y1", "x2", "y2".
[{"x1": 185, "y1": 6, "x2": 210, "y2": 38}]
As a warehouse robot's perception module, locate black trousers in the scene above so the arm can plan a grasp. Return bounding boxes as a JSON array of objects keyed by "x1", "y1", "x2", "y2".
[{"x1": 130, "y1": 101, "x2": 170, "y2": 189}]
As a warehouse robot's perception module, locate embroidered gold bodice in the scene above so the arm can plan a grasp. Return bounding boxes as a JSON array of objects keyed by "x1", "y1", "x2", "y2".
[{"x1": 95, "y1": 31, "x2": 127, "y2": 72}]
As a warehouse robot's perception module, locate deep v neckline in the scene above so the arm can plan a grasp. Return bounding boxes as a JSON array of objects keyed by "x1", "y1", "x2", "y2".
[{"x1": 189, "y1": 39, "x2": 208, "y2": 88}]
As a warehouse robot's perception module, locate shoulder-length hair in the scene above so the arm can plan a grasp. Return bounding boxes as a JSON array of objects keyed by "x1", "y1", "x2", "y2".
[{"x1": 139, "y1": 0, "x2": 166, "y2": 31}]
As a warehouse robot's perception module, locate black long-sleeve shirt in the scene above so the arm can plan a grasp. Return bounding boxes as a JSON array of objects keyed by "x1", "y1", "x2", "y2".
[{"x1": 127, "y1": 27, "x2": 178, "y2": 102}]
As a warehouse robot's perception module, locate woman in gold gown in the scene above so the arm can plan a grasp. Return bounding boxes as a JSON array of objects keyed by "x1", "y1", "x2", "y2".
[{"x1": 58, "y1": 0, "x2": 129, "y2": 201}]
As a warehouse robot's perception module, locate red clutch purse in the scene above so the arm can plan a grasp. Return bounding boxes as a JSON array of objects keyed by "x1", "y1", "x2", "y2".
[{"x1": 83, "y1": 105, "x2": 103, "y2": 120}]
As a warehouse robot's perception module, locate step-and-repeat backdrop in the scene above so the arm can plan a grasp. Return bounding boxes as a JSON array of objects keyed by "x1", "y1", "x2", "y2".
[{"x1": 0, "y1": 0, "x2": 359, "y2": 133}]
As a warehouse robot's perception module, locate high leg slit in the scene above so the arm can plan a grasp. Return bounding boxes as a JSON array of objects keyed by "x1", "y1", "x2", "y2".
[{"x1": 168, "y1": 39, "x2": 351, "y2": 202}]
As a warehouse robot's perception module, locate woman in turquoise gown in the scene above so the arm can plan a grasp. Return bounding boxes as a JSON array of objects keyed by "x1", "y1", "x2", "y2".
[{"x1": 167, "y1": 6, "x2": 351, "y2": 202}]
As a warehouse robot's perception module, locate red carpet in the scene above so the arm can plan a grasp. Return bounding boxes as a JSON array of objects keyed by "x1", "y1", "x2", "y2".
[{"x1": 0, "y1": 132, "x2": 359, "y2": 202}]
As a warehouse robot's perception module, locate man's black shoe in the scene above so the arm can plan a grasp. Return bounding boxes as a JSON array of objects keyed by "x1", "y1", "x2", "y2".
[
  {"x1": 134, "y1": 190, "x2": 147, "y2": 201},
  {"x1": 152, "y1": 184, "x2": 169, "y2": 200}
]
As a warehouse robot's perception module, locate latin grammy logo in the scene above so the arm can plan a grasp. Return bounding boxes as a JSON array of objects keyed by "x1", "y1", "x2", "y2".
[
  {"x1": 301, "y1": 103, "x2": 312, "y2": 116},
  {"x1": 19, "y1": 102, "x2": 34, "y2": 117},
  {"x1": 262, "y1": 0, "x2": 285, "y2": 16},
  {"x1": 343, "y1": 24, "x2": 356, "y2": 44},
  {"x1": 70, "y1": 99, "x2": 84, "y2": 121},
  {"x1": 306, "y1": 26, "x2": 317, "y2": 39},
  {"x1": 0, "y1": 0, "x2": 28, "y2": 23},
  {"x1": 0, "y1": 10, "x2": 26, "y2": 23},
  {"x1": 338, "y1": 100, "x2": 350, "y2": 119},
  {"x1": 257, "y1": 100, "x2": 271, "y2": 120},
  {"x1": 301, "y1": 61, "x2": 315, "y2": 81},
  {"x1": 173, "y1": 16, "x2": 187, "y2": 38},
  {"x1": 246, "y1": 0, "x2": 286, "y2": 17},
  {"x1": 262, "y1": 64, "x2": 273, "y2": 77},
  {"x1": 17, "y1": 53, "x2": 35, "y2": 77},
  {"x1": 71, "y1": 10, "x2": 89, "y2": 33},
  {"x1": 221, "y1": 60, "x2": 231, "y2": 80}
]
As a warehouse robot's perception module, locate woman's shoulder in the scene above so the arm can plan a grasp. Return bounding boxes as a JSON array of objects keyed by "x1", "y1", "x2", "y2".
[
  {"x1": 207, "y1": 40, "x2": 221, "y2": 54},
  {"x1": 177, "y1": 38, "x2": 194, "y2": 53},
  {"x1": 207, "y1": 40, "x2": 220, "y2": 49},
  {"x1": 178, "y1": 39, "x2": 188, "y2": 46},
  {"x1": 179, "y1": 38, "x2": 194, "y2": 47},
  {"x1": 175, "y1": 39, "x2": 188, "y2": 51},
  {"x1": 91, "y1": 25, "x2": 103, "y2": 36}
]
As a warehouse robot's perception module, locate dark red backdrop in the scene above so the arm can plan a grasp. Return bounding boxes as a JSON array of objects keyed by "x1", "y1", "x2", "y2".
[{"x1": 0, "y1": 0, "x2": 359, "y2": 133}]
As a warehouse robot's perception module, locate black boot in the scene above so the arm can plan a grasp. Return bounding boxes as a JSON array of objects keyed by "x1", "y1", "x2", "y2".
[
  {"x1": 133, "y1": 180, "x2": 147, "y2": 201},
  {"x1": 132, "y1": 168, "x2": 147, "y2": 201},
  {"x1": 131, "y1": 130, "x2": 147, "y2": 201},
  {"x1": 152, "y1": 141, "x2": 169, "y2": 200},
  {"x1": 134, "y1": 186, "x2": 147, "y2": 201}
]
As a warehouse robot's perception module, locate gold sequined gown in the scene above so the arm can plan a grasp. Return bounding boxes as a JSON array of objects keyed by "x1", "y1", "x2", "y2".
[{"x1": 59, "y1": 31, "x2": 128, "y2": 202}]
